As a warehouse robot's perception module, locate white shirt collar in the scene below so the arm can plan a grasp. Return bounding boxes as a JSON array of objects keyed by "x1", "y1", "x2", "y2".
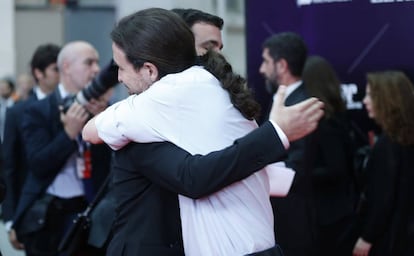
[
  {"x1": 58, "y1": 83, "x2": 72, "y2": 99},
  {"x1": 284, "y1": 80, "x2": 302, "y2": 98},
  {"x1": 34, "y1": 86, "x2": 47, "y2": 100}
]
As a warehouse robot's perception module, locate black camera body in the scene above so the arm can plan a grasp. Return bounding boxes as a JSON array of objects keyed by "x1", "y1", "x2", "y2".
[{"x1": 62, "y1": 59, "x2": 118, "y2": 113}]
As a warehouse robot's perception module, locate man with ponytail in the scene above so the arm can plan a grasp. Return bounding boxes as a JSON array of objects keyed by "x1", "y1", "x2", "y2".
[{"x1": 83, "y1": 8, "x2": 323, "y2": 256}]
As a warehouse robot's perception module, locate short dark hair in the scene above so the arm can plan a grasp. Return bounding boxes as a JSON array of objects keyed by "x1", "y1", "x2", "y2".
[
  {"x1": 263, "y1": 32, "x2": 307, "y2": 77},
  {"x1": 30, "y1": 43, "x2": 61, "y2": 82},
  {"x1": 171, "y1": 8, "x2": 223, "y2": 30}
]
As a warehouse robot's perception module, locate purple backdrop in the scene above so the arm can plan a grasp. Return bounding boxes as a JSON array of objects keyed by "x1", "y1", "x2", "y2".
[{"x1": 246, "y1": 0, "x2": 414, "y2": 132}]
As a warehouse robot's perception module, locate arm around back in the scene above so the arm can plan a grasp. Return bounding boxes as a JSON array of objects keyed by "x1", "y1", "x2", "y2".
[{"x1": 125, "y1": 121, "x2": 286, "y2": 198}]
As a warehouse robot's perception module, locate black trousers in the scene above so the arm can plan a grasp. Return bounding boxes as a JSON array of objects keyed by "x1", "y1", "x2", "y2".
[
  {"x1": 21, "y1": 196, "x2": 87, "y2": 256},
  {"x1": 246, "y1": 244, "x2": 284, "y2": 256}
]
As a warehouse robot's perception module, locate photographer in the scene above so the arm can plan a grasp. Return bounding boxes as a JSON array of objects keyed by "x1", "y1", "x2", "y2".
[{"x1": 13, "y1": 41, "x2": 113, "y2": 256}]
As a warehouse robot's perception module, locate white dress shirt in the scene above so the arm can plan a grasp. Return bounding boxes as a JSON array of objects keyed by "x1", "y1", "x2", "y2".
[
  {"x1": 96, "y1": 66, "x2": 288, "y2": 255},
  {"x1": 46, "y1": 84, "x2": 84, "y2": 198}
]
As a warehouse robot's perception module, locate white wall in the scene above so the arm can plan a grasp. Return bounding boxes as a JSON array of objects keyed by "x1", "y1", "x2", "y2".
[
  {"x1": 15, "y1": 9, "x2": 64, "y2": 76},
  {"x1": 116, "y1": 0, "x2": 175, "y2": 20},
  {"x1": 0, "y1": 0, "x2": 15, "y2": 78},
  {"x1": 4, "y1": 0, "x2": 247, "y2": 78}
]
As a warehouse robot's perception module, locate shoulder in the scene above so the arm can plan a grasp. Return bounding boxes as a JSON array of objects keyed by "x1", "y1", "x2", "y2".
[
  {"x1": 160, "y1": 66, "x2": 218, "y2": 87},
  {"x1": 24, "y1": 93, "x2": 57, "y2": 119},
  {"x1": 8, "y1": 96, "x2": 37, "y2": 113},
  {"x1": 286, "y1": 83, "x2": 309, "y2": 104},
  {"x1": 144, "y1": 66, "x2": 220, "y2": 101}
]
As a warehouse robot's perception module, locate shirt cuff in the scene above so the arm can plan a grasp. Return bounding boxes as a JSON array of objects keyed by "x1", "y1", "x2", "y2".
[
  {"x1": 269, "y1": 120, "x2": 289, "y2": 149},
  {"x1": 5, "y1": 221, "x2": 13, "y2": 232}
]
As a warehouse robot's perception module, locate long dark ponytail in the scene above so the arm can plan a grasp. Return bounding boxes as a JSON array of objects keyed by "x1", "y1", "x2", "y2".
[{"x1": 198, "y1": 50, "x2": 261, "y2": 120}]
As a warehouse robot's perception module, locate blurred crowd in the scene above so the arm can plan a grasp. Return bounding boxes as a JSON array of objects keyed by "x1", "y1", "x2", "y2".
[{"x1": 0, "y1": 6, "x2": 413, "y2": 256}]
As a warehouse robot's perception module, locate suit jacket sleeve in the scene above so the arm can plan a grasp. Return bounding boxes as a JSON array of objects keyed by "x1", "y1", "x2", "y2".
[
  {"x1": 0, "y1": 143, "x2": 5, "y2": 204},
  {"x1": 1, "y1": 106, "x2": 20, "y2": 220},
  {"x1": 123, "y1": 121, "x2": 287, "y2": 198},
  {"x1": 22, "y1": 98, "x2": 77, "y2": 179}
]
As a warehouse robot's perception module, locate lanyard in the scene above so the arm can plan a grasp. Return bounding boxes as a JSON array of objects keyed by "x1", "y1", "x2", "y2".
[{"x1": 76, "y1": 135, "x2": 92, "y2": 179}]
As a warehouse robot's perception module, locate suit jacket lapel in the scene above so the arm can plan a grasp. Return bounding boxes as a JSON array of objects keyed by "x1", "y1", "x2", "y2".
[{"x1": 285, "y1": 83, "x2": 308, "y2": 106}]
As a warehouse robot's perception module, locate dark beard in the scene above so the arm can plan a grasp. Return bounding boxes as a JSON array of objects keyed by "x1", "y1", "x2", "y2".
[{"x1": 265, "y1": 79, "x2": 278, "y2": 95}]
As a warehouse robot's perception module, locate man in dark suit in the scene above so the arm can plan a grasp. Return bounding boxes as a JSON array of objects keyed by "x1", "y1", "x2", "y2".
[
  {"x1": 82, "y1": 9, "x2": 324, "y2": 256},
  {"x1": 1, "y1": 43, "x2": 61, "y2": 251},
  {"x1": 87, "y1": 9, "x2": 225, "y2": 251},
  {"x1": 13, "y1": 41, "x2": 112, "y2": 256},
  {"x1": 97, "y1": 87, "x2": 322, "y2": 256},
  {"x1": 259, "y1": 32, "x2": 317, "y2": 256}
]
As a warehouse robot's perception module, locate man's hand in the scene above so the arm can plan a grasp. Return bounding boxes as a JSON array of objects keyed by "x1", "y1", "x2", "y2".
[
  {"x1": 9, "y1": 229, "x2": 24, "y2": 250},
  {"x1": 60, "y1": 102, "x2": 89, "y2": 140},
  {"x1": 270, "y1": 85, "x2": 324, "y2": 142},
  {"x1": 353, "y1": 237, "x2": 372, "y2": 256}
]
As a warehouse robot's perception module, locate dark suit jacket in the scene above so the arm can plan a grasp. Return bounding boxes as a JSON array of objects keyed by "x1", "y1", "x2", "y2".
[
  {"x1": 311, "y1": 113, "x2": 358, "y2": 225},
  {"x1": 311, "y1": 113, "x2": 359, "y2": 255},
  {"x1": 1, "y1": 93, "x2": 38, "y2": 222},
  {"x1": 0, "y1": 182, "x2": 4, "y2": 206},
  {"x1": 106, "y1": 121, "x2": 287, "y2": 256},
  {"x1": 13, "y1": 90, "x2": 111, "y2": 233},
  {"x1": 0, "y1": 143, "x2": 5, "y2": 203},
  {"x1": 88, "y1": 168, "x2": 116, "y2": 249},
  {"x1": 271, "y1": 84, "x2": 317, "y2": 253}
]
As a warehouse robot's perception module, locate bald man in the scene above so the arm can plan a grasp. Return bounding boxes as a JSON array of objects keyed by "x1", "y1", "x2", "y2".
[{"x1": 13, "y1": 41, "x2": 112, "y2": 256}]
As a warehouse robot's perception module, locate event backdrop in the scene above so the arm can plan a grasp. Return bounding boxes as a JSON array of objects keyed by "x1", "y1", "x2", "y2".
[{"x1": 246, "y1": 0, "x2": 414, "y2": 134}]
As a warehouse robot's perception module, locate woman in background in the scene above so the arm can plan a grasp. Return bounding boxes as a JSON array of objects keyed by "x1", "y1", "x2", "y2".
[
  {"x1": 303, "y1": 55, "x2": 358, "y2": 256},
  {"x1": 353, "y1": 70, "x2": 414, "y2": 256}
]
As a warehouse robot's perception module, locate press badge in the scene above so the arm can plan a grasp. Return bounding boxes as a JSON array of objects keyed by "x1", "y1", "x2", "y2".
[{"x1": 77, "y1": 149, "x2": 92, "y2": 179}]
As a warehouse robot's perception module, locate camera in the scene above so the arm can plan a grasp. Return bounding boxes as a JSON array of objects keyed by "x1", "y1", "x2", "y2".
[{"x1": 62, "y1": 59, "x2": 118, "y2": 112}]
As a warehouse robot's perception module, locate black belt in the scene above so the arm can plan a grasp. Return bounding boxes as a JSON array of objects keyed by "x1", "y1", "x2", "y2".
[
  {"x1": 50, "y1": 195, "x2": 87, "y2": 212},
  {"x1": 245, "y1": 244, "x2": 284, "y2": 256}
]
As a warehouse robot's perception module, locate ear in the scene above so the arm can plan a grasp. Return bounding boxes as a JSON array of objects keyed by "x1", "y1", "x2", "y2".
[
  {"x1": 60, "y1": 61, "x2": 70, "y2": 76},
  {"x1": 142, "y1": 62, "x2": 159, "y2": 82},
  {"x1": 33, "y1": 68, "x2": 44, "y2": 81},
  {"x1": 277, "y1": 59, "x2": 288, "y2": 72}
]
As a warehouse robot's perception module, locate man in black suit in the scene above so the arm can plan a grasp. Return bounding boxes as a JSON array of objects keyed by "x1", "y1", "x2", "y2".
[
  {"x1": 88, "y1": 9, "x2": 225, "y2": 251},
  {"x1": 83, "y1": 9, "x2": 324, "y2": 256},
  {"x1": 1, "y1": 43, "x2": 61, "y2": 251},
  {"x1": 259, "y1": 32, "x2": 317, "y2": 256},
  {"x1": 13, "y1": 41, "x2": 112, "y2": 256},
  {"x1": 94, "y1": 88, "x2": 322, "y2": 256}
]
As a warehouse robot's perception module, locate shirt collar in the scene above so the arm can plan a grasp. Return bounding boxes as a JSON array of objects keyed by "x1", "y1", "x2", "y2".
[
  {"x1": 34, "y1": 86, "x2": 47, "y2": 100},
  {"x1": 284, "y1": 80, "x2": 302, "y2": 98},
  {"x1": 58, "y1": 83, "x2": 72, "y2": 99}
]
